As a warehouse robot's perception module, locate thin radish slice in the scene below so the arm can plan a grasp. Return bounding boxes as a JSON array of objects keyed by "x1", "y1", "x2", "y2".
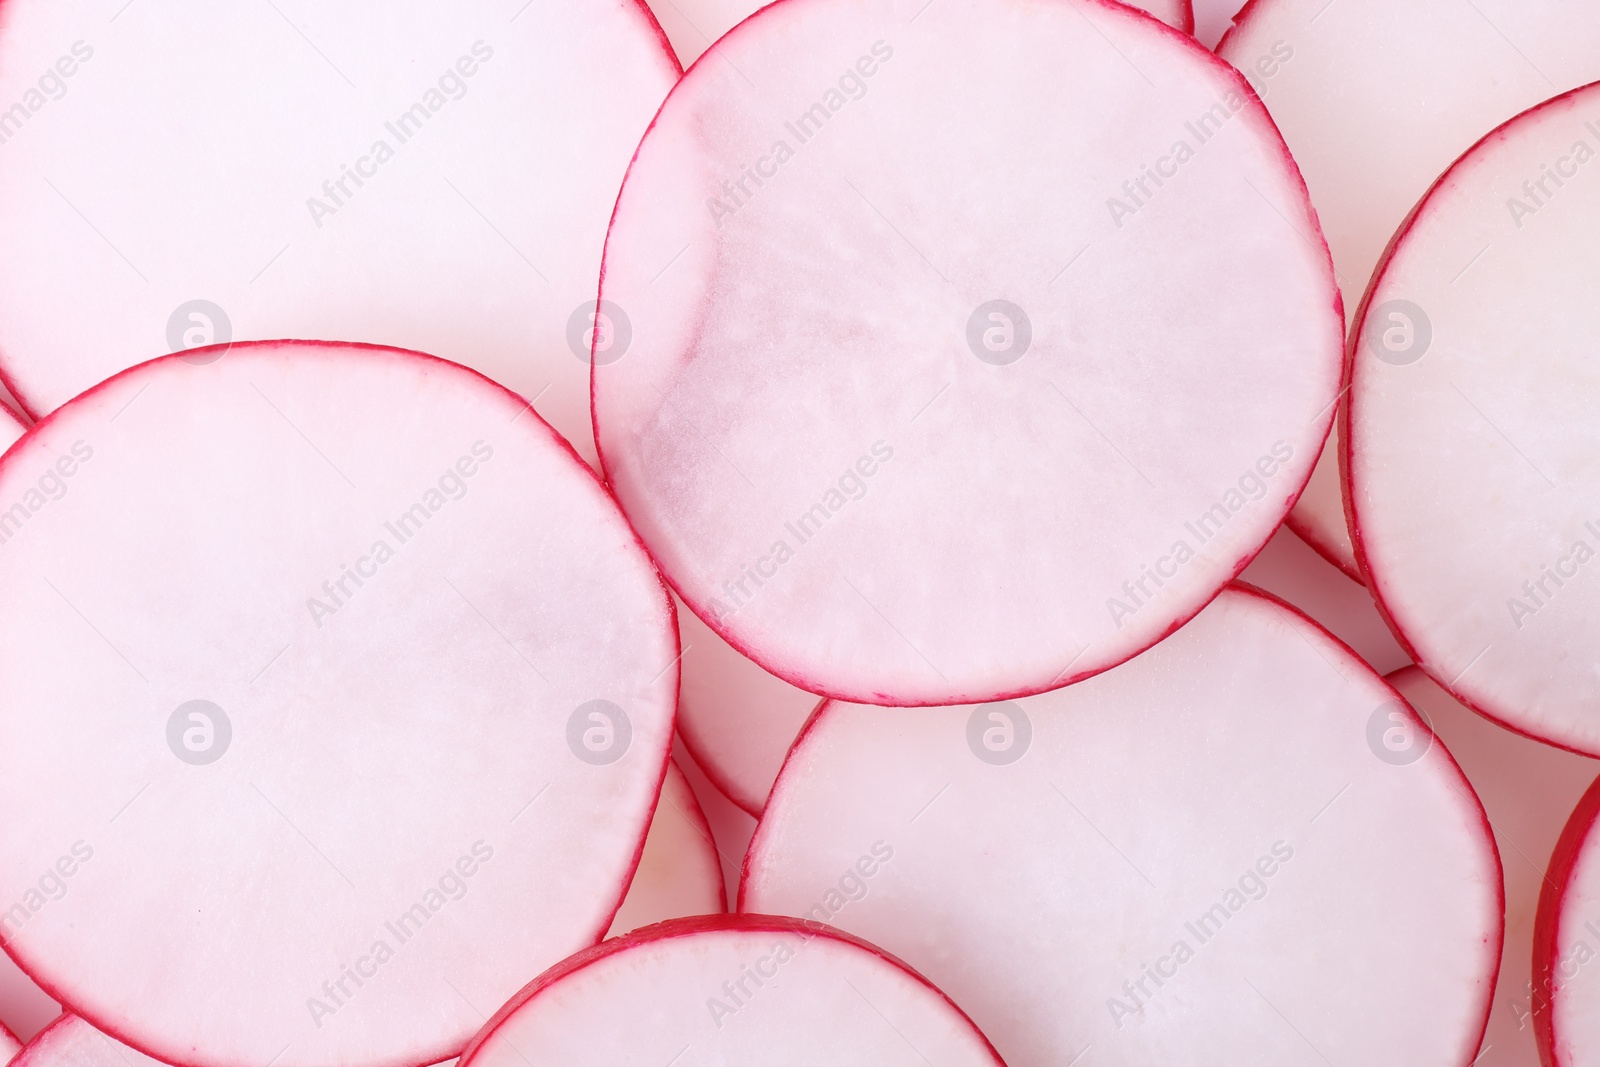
[
  {"x1": 458, "y1": 915, "x2": 1003, "y2": 1067},
  {"x1": 10, "y1": 1018, "x2": 161, "y2": 1067},
  {"x1": 1219, "y1": 0, "x2": 1600, "y2": 581},
  {"x1": 596, "y1": 0, "x2": 1341, "y2": 706},
  {"x1": 0, "y1": 407, "x2": 24, "y2": 454},
  {"x1": 676, "y1": 603, "x2": 822, "y2": 816},
  {"x1": 0, "y1": 0, "x2": 677, "y2": 464},
  {"x1": 1190, "y1": 0, "x2": 1242, "y2": 48},
  {"x1": 743, "y1": 585, "x2": 1501, "y2": 1066},
  {"x1": 606, "y1": 758, "x2": 727, "y2": 934},
  {"x1": 650, "y1": 0, "x2": 1192, "y2": 65},
  {"x1": 0, "y1": 342, "x2": 678, "y2": 1067},
  {"x1": 1347, "y1": 83, "x2": 1600, "y2": 755},
  {"x1": 2, "y1": 1020, "x2": 20, "y2": 1063},
  {"x1": 1388, "y1": 667, "x2": 1598, "y2": 1066},
  {"x1": 1537, "y1": 773, "x2": 1600, "y2": 1065}
]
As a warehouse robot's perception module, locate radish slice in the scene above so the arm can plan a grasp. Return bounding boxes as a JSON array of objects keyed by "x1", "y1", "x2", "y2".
[
  {"x1": 10, "y1": 1018, "x2": 161, "y2": 1067},
  {"x1": 651, "y1": 0, "x2": 1192, "y2": 65},
  {"x1": 743, "y1": 585, "x2": 1501, "y2": 1065},
  {"x1": 676, "y1": 603, "x2": 822, "y2": 816},
  {"x1": 0, "y1": 342, "x2": 678, "y2": 1067},
  {"x1": 1537, "y1": 772, "x2": 1600, "y2": 1065},
  {"x1": 2, "y1": 1020, "x2": 20, "y2": 1063},
  {"x1": 458, "y1": 915, "x2": 1003, "y2": 1067},
  {"x1": 596, "y1": 0, "x2": 1342, "y2": 706},
  {"x1": 0, "y1": 0, "x2": 677, "y2": 464},
  {"x1": 1347, "y1": 84, "x2": 1600, "y2": 755},
  {"x1": 1219, "y1": 0, "x2": 1600, "y2": 581},
  {"x1": 1389, "y1": 667, "x2": 1598, "y2": 1067},
  {"x1": 606, "y1": 758, "x2": 727, "y2": 934},
  {"x1": 0, "y1": 407, "x2": 24, "y2": 453}
]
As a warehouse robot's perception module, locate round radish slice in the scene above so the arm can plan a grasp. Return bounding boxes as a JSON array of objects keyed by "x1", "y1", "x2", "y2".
[
  {"x1": 1347, "y1": 84, "x2": 1600, "y2": 755},
  {"x1": 606, "y1": 758, "x2": 726, "y2": 934},
  {"x1": 743, "y1": 585, "x2": 1501, "y2": 1066},
  {"x1": 676, "y1": 603, "x2": 822, "y2": 815},
  {"x1": 0, "y1": 342, "x2": 677, "y2": 1067},
  {"x1": 1390, "y1": 667, "x2": 1599, "y2": 1067},
  {"x1": 458, "y1": 915, "x2": 1003, "y2": 1067},
  {"x1": 596, "y1": 0, "x2": 1341, "y2": 706},
  {"x1": 1537, "y1": 772, "x2": 1600, "y2": 1066},
  {"x1": 1219, "y1": 0, "x2": 1600, "y2": 581},
  {"x1": 0, "y1": 0, "x2": 676, "y2": 464},
  {"x1": 10, "y1": 1018, "x2": 161, "y2": 1067}
]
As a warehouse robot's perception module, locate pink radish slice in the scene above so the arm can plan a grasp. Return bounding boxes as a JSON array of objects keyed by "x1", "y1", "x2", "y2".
[
  {"x1": 1219, "y1": 0, "x2": 1600, "y2": 582},
  {"x1": 0, "y1": 0, "x2": 676, "y2": 465},
  {"x1": 1190, "y1": 0, "x2": 1242, "y2": 48},
  {"x1": 0, "y1": 342, "x2": 677, "y2": 1067},
  {"x1": 1346, "y1": 83, "x2": 1600, "y2": 755},
  {"x1": 676, "y1": 603, "x2": 823, "y2": 816},
  {"x1": 1389, "y1": 668, "x2": 1598, "y2": 1067},
  {"x1": 596, "y1": 0, "x2": 1341, "y2": 706},
  {"x1": 10, "y1": 1018, "x2": 162, "y2": 1067},
  {"x1": 458, "y1": 915, "x2": 1003, "y2": 1067},
  {"x1": 606, "y1": 758, "x2": 727, "y2": 934},
  {"x1": 743, "y1": 584, "x2": 1501, "y2": 1066},
  {"x1": 0, "y1": 406, "x2": 24, "y2": 453},
  {"x1": 650, "y1": 0, "x2": 1192, "y2": 66},
  {"x1": 2, "y1": 1020, "x2": 20, "y2": 1063},
  {"x1": 1536, "y1": 773, "x2": 1600, "y2": 1065}
]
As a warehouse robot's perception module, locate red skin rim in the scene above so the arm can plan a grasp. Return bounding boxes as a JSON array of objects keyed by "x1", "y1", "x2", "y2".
[
  {"x1": 1533, "y1": 770, "x2": 1600, "y2": 1066},
  {"x1": 1, "y1": 1015, "x2": 24, "y2": 1060},
  {"x1": 664, "y1": 755, "x2": 731, "y2": 914},
  {"x1": 9, "y1": 1013, "x2": 72, "y2": 1067},
  {"x1": 0, "y1": 0, "x2": 682, "y2": 422},
  {"x1": 0, "y1": 339, "x2": 682, "y2": 1067},
  {"x1": 675, "y1": 684, "x2": 828, "y2": 817},
  {"x1": 591, "y1": 0, "x2": 1343, "y2": 709},
  {"x1": 740, "y1": 581, "x2": 1504, "y2": 1064},
  {"x1": 1341, "y1": 80, "x2": 1600, "y2": 760},
  {"x1": 455, "y1": 913, "x2": 1006, "y2": 1067}
]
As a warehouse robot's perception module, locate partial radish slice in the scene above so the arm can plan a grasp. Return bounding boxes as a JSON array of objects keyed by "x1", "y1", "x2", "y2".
[
  {"x1": 1537, "y1": 773, "x2": 1600, "y2": 1065},
  {"x1": 1219, "y1": 0, "x2": 1600, "y2": 580},
  {"x1": 0, "y1": 952, "x2": 55, "y2": 1054},
  {"x1": 1389, "y1": 667, "x2": 1598, "y2": 1067},
  {"x1": 596, "y1": 0, "x2": 1342, "y2": 706},
  {"x1": 458, "y1": 915, "x2": 1003, "y2": 1067},
  {"x1": 0, "y1": 342, "x2": 678, "y2": 1067},
  {"x1": 676, "y1": 603, "x2": 822, "y2": 816},
  {"x1": 606, "y1": 758, "x2": 726, "y2": 934},
  {"x1": 743, "y1": 585, "x2": 1501, "y2": 1066},
  {"x1": 0, "y1": 1, "x2": 677, "y2": 464},
  {"x1": 1347, "y1": 84, "x2": 1600, "y2": 755},
  {"x1": 650, "y1": 0, "x2": 1192, "y2": 65},
  {"x1": 0, "y1": 407, "x2": 24, "y2": 454},
  {"x1": 2, "y1": 1019, "x2": 20, "y2": 1063},
  {"x1": 10, "y1": 1018, "x2": 161, "y2": 1067},
  {"x1": 1190, "y1": 0, "x2": 1242, "y2": 48}
]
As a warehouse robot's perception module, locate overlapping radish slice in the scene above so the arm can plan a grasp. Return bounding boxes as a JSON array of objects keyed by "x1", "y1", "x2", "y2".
[
  {"x1": 743, "y1": 585, "x2": 1501, "y2": 1065},
  {"x1": 458, "y1": 915, "x2": 1003, "y2": 1067},
  {"x1": 10, "y1": 1017, "x2": 162, "y2": 1067},
  {"x1": 596, "y1": 0, "x2": 1341, "y2": 706},
  {"x1": 2, "y1": 1020, "x2": 20, "y2": 1063},
  {"x1": 0, "y1": 342, "x2": 677, "y2": 1067},
  {"x1": 1390, "y1": 667, "x2": 1599, "y2": 1067},
  {"x1": 1220, "y1": 0, "x2": 1600, "y2": 580},
  {"x1": 0, "y1": 0, "x2": 676, "y2": 464},
  {"x1": 1347, "y1": 83, "x2": 1600, "y2": 754},
  {"x1": 0, "y1": 407, "x2": 24, "y2": 454},
  {"x1": 606, "y1": 758, "x2": 727, "y2": 933},
  {"x1": 1537, "y1": 772, "x2": 1600, "y2": 1065},
  {"x1": 676, "y1": 604, "x2": 822, "y2": 815}
]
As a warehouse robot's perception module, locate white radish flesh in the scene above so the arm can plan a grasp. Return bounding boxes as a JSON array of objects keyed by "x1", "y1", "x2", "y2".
[
  {"x1": 459, "y1": 916, "x2": 1004, "y2": 1067},
  {"x1": 0, "y1": 342, "x2": 677, "y2": 1067},
  {"x1": 743, "y1": 585, "x2": 1501, "y2": 1066},
  {"x1": 596, "y1": 0, "x2": 1342, "y2": 706},
  {"x1": 0, "y1": 0, "x2": 677, "y2": 464}
]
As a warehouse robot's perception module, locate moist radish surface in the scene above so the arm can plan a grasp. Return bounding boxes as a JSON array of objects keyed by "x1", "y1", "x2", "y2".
[
  {"x1": 0, "y1": 0, "x2": 676, "y2": 464},
  {"x1": 595, "y1": 0, "x2": 1342, "y2": 706},
  {"x1": 1220, "y1": 0, "x2": 1600, "y2": 580},
  {"x1": 458, "y1": 916, "x2": 1004, "y2": 1067},
  {"x1": 1347, "y1": 83, "x2": 1600, "y2": 756},
  {"x1": 742, "y1": 585, "x2": 1501, "y2": 1065},
  {"x1": 0, "y1": 342, "x2": 677, "y2": 1067}
]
